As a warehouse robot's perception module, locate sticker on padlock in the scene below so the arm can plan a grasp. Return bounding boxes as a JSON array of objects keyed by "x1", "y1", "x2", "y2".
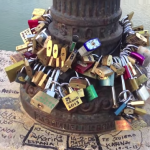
[
  {"x1": 5, "y1": 60, "x2": 25, "y2": 83},
  {"x1": 73, "y1": 61, "x2": 93, "y2": 74},
  {"x1": 15, "y1": 67, "x2": 26, "y2": 84},
  {"x1": 31, "y1": 91, "x2": 59, "y2": 114},
  {"x1": 58, "y1": 84, "x2": 83, "y2": 111},
  {"x1": 84, "y1": 78, "x2": 98, "y2": 101},
  {"x1": 78, "y1": 38, "x2": 101, "y2": 56}
]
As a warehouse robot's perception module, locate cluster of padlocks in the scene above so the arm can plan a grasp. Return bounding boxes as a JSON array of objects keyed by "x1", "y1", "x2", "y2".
[{"x1": 4, "y1": 8, "x2": 150, "y2": 127}]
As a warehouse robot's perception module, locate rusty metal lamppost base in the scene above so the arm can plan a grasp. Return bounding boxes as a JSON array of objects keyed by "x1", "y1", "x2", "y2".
[{"x1": 20, "y1": 85, "x2": 117, "y2": 134}]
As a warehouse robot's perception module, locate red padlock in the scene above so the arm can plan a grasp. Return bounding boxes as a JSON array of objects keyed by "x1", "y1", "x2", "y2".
[
  {"x1": 28, "y1": 20, "x2": 39, "y2": 29},
  {"x1": 73, "y1": 61, "x2": 93, "y2": 74},
  {"x1": 24, "y1": 51, "x2": 37, "y2": 59}
]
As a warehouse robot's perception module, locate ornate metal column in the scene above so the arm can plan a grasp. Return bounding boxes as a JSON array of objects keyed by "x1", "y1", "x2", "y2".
[{"x1": 49, "y1": 0, "x2": 123, "y2": 55}]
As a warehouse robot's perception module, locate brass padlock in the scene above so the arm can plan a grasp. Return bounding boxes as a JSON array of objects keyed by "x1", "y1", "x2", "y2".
[
  {"x1": 32, "y1": 8, "x2": 46, "y2": 16},
  {"x1": 69, "y1": 78, "x2": 87, "y2": 89},
  {"x1": 32, "y1": 35, "x2": 39, "y2": 54},
  {"x1": 82, "y1": 55, "x2": 95, "y2": 63},
  {"x1": 90, "y1": 55, "x2": 102, "y2": 74},
  {"x1": 133, "y1": 25, "x2": 144, "y2": 31},
  {"x1": 56, "y1": 57, "x2": 61, "y2": 68},
  {"x1": 95, "y1": 66, "x2": 114, "y2": 78},
  {"x1": 61, "y1": 45, "x2": 69, "y2": 62},
  {"x1": 48, "y1": 56, "x2": 56, "y2": 67},
  {"x1": 127, "y1": 56, "x2": 136, "y2": 65},
  {"x1": 61, "y1": 50, "x2": 78, "y2": 72},
  {"x1": 5, "y1": 60, "x2": 25, "y2": 82},
  {"x1": 24, "y1": 59, "x2": 33, "y2": 78},
  {"x1": 38, "y1": 70, "x2": 52, "y2": 89},
  {"x1": 126, "y1": 33, "x2": 147, "y2": 46},
  {"x1": 127, "y1": 101, "x2": 145, "y2": 106},
  {"x1": 124, "y1": 108, "x2": 134, "y2": 115},
  {"x1": 83, "y1": 68, "x2": 97, "y2": 79},
  {"x1": 127, "y1": 11, "x2": 134, "y2": 21},
  {"x1": 68, "y1": 87, "x2": 85, "y2": 98},
  {"x1": 31, "y1": 91, "x2": 59, "y2": 114},
  {"x1": 16, "y1": 43, "x2": 28, "y2": 52},
  {"x1": 127, "y1": 106, "x2": 147, "y2": 116},
  {"x1": 58, "y1": 84, "x2": 83, "y2": 111},
  {"x1": 53, "y1": 44, "x2": 62, "y2": 59},
  {"x1": 35, "y1": 23, "x2": 46, "y2": 33},
  {"x1": 110, "y1": 63, "x2": 125, "y2": 76},
  {"x1": 31, "y1": 15, "x2": 46, "y2": 21},
  {"x1": 102, "y1": 55, "x2": 113, "y2": 66},
  {"x1": 10, "y1": 53, "x2": 24, "y2": 63},
  {"x1": 32, "y1": 66, "x2": 46, "y2": 85},
  {"x1": 46, "y1": 40, "x2": 59, "y2": 57},
  {"x1": 43, "y1": 36, "x2": 51, "y2": 48}
]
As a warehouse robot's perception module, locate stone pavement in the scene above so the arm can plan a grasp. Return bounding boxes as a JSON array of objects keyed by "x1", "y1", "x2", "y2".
[{"x1": 1, "y1": 50, "x2": 150, "y2": 150}]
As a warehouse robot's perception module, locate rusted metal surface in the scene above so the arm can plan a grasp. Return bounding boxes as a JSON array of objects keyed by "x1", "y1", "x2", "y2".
[{"x1": 49, "y1": 0, "x2": 123, "y2": 55}]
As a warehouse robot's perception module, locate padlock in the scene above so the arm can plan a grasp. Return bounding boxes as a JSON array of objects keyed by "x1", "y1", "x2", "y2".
[
  {"x1": 46, "y1": 39, "x2": 59, "y2": 57},
  {"x1": 69, "y1": 78, "x2": 87, "y2": 89},
  {"x1": 73, "y1": 61, "x2": 93, "y2": 74},
  {"x1": 136, "y1": 46, "x2": 150, "y2": 67},
  {"x1": 136, "y1": 85, "x2": 150, "y2": 101},
  {"x1": 69, "y1": 35, "x2": 79, "y2": 52},
  {"x1": 127, "y1": 106, "x2": 147, "y2": 116},
  {"x1": 53, "y1": 44, "x2": 62, "y2": 59},
  {"x1": 98, "y1": 73, "x2": 115, "y2": 86},
  {"x1": 32, "y1": 66, "x2": 46, "y2": 85},
  {"x1": 82, "y1": 55, "x2": 95, "y2": 64},
  {"x1": 38, "y1": 69, "x2": 52, "y2": 89},
  {"x1": 101, "y1": 55, "x2": 113, "y2": 66},
  {"x1": 127, "y1": 101, "x2": 145, "y2": 107},
  {"x1": 15, "y1": 67, "x2": 26, "y2": 84},
  {"x1": 90, "y1": 55, "x2": 103, "y2": 74},
  {"x1": 32, "y1": 65, "x2": 43, "y2": 82},
  {"x1": 37, "y1": 48, "x2": 50, "y2": 66},
  {"x1": 110, "y1": 58, "x2": 125, "y2": 76},
  {"x1": 61, "y1": 45, "x2": 68, "y2": 62},
  {"x1": 127, "y1": 11, "x2": 134, "y2": 21},
  {"x1": 31, "y1": 15, "x2": 46, "y2": 21},
  {"x1": 124, "y1": 108, "x2": 134, "y2": 115},
  {"x1": 46, "y1": 69, "x2": 60, "y2": 97},
  {"x1": 16, "y1": 43, "x2": 28, "y2": 52},
  {"x1": 134, "y1": 64, "x2": 148, "y2": 86},
  {"x1": 78, "y1": 38, "x2": 101, "y2": 56},
  {"x1": 30, "y1": 91, "x2": 59, "y2": 114},
  {"x1": 34, "y1": 23, "x2": 46, "y2": 33},
  {"x1": 43, "y1": 36, "x2": 51, "y2": 48},
  {"x1": 121, "y1": 57, "x2": 139, "y2": 92},
  {"x1": 36, "y1": 28, "x2": 50, "y2": 46},
  {"x1": 95, "y1": 66, "x2": 114, "y2": 78},
  {"x1": 114, "y1": 90, "x2": 133, "y2": 115},
  {"x1": 28, "y1": 20, "x2": 39, "y2": 29},
  {"x1": 24, "y1": 51, "x2": 37, "y2": 59},
  {"x1": 10, "y1": 53, "x2": 24, "y2": 63},
  {"x1": 20, "y1": 28, "x2": 32, "y2": 43},
  {"x1": 84, "y1": 78, "x2": 98, "y2": 101},
  {"x1": 124, "y1": 56, "x2": 137, "y2": 76},
  {"x1": 5, "y1": 60, "x2": 25, "y2": 82},
  {"x1": 45, "y1": 69, "x2": 57, "y2": 89},
  {"x1": 48, "y1": 56, "x2": 56, "y2": 67},
  {"x1": 82, "y1": 68, "x2": 97, "y2": 79},
  {"x1": 61, "y1": 49, "x2": 78, "y2": 72},
  {"x1": 58, "y1": 84, "x2": 83, "y2": 111},
  {"x1": 127, "y1": 56, "x2": 136, "y2": 65},
  {"x1": 126, "y1": 33, "x2": 147, "y2": 46},
  {"x1": 32, "y1": 8, "x2": 46, "y2": 16},
  {"x1": 55, "y1": 57, "x2": 61, "y2": 67},
  {"x1": 24, "y1": 59, "x2": 33, "y2": 78},
  {"x1": 133, "y1": 25, "x2": 144, "y2": 31}
]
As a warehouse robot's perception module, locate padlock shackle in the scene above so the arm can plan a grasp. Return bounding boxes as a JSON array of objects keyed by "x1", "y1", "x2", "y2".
[
  {"x1": 20, "y1": 66, "x2": 25, "y2": 73},
  {"x1": 126, "y1": 44, "x2": 138, "y2": 49},
  {"x1": 85, "y1": 78, "x2": 90, "y2": 86},
  {"x1": 118, "y1": 90, "x2": 133, "y2": 103}
]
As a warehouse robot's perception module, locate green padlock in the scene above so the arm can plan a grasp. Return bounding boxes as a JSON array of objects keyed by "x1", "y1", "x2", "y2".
[{"x1": 84, "y1": 78, "x2": 98, "y2": 101}]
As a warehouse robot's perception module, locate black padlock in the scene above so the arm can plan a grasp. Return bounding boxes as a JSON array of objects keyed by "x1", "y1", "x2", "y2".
[{"x1": 15, "y1": 67, "x2": 27, "y2": 84}]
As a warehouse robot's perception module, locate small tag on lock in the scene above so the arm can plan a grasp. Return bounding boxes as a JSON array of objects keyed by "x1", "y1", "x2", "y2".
[
  {"x1": 62, "y1": 91, "x2": 83, "y2": 111},
  {"x1": 31, "y1": 91, "x2": 59, "y2": 114}
]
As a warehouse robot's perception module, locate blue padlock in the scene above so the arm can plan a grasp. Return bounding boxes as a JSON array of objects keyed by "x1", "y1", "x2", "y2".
[{"x1": 114, "y1": 90, "x2": 133, "y2": 116}]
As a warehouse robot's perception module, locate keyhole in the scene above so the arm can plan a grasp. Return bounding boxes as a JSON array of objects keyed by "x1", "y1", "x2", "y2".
[
  {"x1": 49, "y1": 47, "x2": 51, "y2": 50},
  {"x1": 92, "y1": 42, "x2": 95, "y2": 46},
  {"x1": 62, "y1": 53, "x2": 64, "y2": 56},
  {"x1": 38, "y1": 104, "x2": 43, "y2": 109},
  {"x1": 54, "y1": 50, "x2": 57, "y2": 53}
]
